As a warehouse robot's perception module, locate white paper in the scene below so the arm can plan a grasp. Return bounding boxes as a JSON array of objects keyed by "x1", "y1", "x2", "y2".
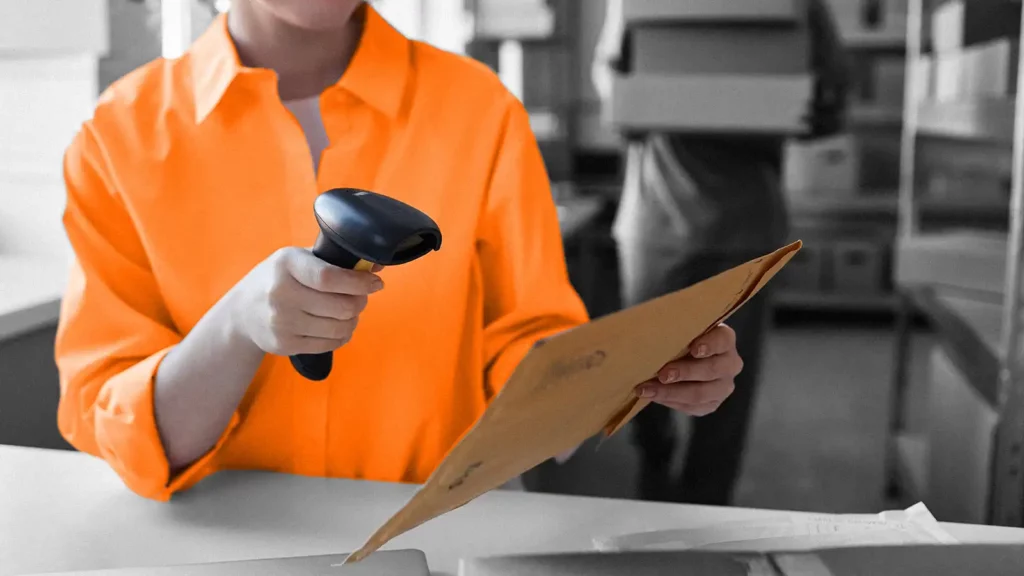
[{"x1": 593, "y1": 503, "x2": 959, "y2": 553}]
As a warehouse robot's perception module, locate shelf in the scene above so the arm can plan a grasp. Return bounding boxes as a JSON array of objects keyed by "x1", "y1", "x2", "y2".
[
  {"x1": 904, "y1": 286, "x2": 1001, "y2": 408},
  {"x1": 849, "y1": 105, "x2": 903, "y2": 127},
  {"x1": 843, "y1": 29, "x2": 906, "y2": 49},
  {"x1": 917, "y1": 99, "x2": 1016, "y2": 144},
  {"x1": 773, "y1": 290, "x2": 899, "y2": 313},
  {"x1": 787, "y1": 194, "x2": 1008, "y2": 219}
]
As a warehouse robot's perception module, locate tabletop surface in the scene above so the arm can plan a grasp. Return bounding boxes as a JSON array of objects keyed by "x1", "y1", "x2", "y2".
[{"x1": 4, "y1": 445, "x2": 1024, "y2": 576}]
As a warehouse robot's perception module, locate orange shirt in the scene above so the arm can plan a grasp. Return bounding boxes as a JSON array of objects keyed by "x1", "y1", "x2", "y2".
[{"x1": 54, "y1": 6, "x2": 588, "y2": 502}]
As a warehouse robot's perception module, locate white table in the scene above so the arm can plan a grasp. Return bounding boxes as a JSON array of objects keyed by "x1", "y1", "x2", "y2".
[
  {"x1": 3, "y1": 446, "x2": 1024, "y2": 576},
  {"x1": 0, "y1": 256, "x2": 67, "y2": 342}
]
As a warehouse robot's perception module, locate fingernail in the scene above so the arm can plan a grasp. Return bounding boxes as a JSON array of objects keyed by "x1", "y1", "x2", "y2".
[
  {"x1": 695, "y1": 344, "x2": 709, "y2": 358},
  {"x1": 371, "y1": 279, "x2": 384, "y2": 292},
  {"x1": 637, "y1": 386, "x2": 657, "y2": 399},
  {"x1": 659, "y1": 370, "x2": 677, "y2": 384}
]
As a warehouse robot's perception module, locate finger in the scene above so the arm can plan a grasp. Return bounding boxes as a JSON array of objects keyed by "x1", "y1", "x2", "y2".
[
  {"x1": 689, "y1": 324, "x2": 737, "y2": 359},
  {"x1": 288, "y1": 335, "x2": 350, "y2": 355},
  {"x1": 294, "y1": 285, "x2": 368, "y2": 320},
  {"x1": 658, "y1": 399, "x2": 725, "y2": 418},
  {"x1": 294, "y1": 314, "x2": 358, "y2": 341},
  {"x1": 635, "y1": 379, "x2": 735, "y2": 405},
  {"x1": 285, "y1": 251, "x2": 384, "y2": 295},
  {"x1": 371, "y1": 264, "x2": 385, "y2": 273},
  {"x1": 658, "y1": 351, "x2": 743, "y2": 383}
]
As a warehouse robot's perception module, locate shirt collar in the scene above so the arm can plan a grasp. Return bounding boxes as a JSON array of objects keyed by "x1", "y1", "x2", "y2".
[{"x1": 190, "y1": 3, "x2": 411, "y2": 125}]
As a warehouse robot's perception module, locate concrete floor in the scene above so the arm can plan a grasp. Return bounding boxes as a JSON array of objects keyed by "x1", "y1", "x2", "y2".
[{"x1": 524, "y1": 321, "x2": 934, "y2": 515}]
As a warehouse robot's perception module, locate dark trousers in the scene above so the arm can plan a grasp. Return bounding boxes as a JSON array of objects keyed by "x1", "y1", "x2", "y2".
[{"x1": 626, "y1": 251, "x2": 772, "y2": 506}]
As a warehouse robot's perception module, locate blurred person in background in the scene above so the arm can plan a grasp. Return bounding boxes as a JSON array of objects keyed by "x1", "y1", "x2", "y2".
[
  {"x1": 593, "y1": 0, "x2": 850, "y2": 504},
  {"x1": 55, "y1": 0, "x2": 745, "y2": 502}
]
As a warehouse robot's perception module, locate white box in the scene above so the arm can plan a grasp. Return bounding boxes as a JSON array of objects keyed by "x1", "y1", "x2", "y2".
[
  {"x1": 895, "y1": 231, "x2": 1007, "y2": 296},
  {"x1": 783, "y1": 134, "x2": 861, "y2": 195},
  {"x1": 623, "y1": 0, "x2": 802, "y2": 23},
  {"x1": 475, "y1": 0, "x2": 555, "y2": 39},
  {"x1": 934, "y1": 52, "x2": 965, "y2": 102},
  {"x1": 611, "y1": 73, "x2": 812, "y2": 134},
  {"x1": 967, "y1": 37, "x2": 1019, "y2": 98},
  {"x1": 912, "y1": 55, "x2": 935, "y2": 102},
  {"x1": 0, "y1": 0, "x2": 109, "y2": 55},
  {"x1": 931, "y1": 0, "x2": 1021, "y2": 54}
]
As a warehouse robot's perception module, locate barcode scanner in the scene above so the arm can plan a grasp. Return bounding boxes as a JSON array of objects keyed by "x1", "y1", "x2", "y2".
[{"x1": 290, "y1": 188, "x2": 442, "y2": 381}]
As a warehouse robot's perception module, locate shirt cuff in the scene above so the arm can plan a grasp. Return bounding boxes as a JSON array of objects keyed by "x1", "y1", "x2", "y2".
[{"x1": 93, "y1": 346, "x2": 240, "y2": 501}]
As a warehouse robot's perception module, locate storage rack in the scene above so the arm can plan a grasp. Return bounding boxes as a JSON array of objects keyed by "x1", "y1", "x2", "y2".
[
  {"x1": 890, "y1": 0, "x2": 1024, "y2": 527},
  {"x1": 776, "y1": 1, "x2": 909, "y2": 315}
]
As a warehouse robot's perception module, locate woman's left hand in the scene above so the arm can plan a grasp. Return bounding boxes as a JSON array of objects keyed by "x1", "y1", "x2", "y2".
[{"x1": 635, "y1": 324, "x2": 743, "y2": 417}]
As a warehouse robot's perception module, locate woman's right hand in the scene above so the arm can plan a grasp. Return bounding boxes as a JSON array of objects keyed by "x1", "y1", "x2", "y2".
[{"x1": 228, "y1": 247, "x2": 384, "y2": 356}]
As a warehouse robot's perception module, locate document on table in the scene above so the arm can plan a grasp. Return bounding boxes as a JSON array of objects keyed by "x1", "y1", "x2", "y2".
[
  {"x1": 344, "y1": 241, "x2": 803, "y2": 564},
  {"x1": 592, "y1": 503, "x2": 959, "y2": 553}
]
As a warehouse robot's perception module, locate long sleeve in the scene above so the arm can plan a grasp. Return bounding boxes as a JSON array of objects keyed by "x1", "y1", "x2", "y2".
[
  {"x1": 476, "y1": 98, "x2": 590, "y2": 399},
  {"x1": 55, "y1": 123, "x2": 239, "y2": 501}
]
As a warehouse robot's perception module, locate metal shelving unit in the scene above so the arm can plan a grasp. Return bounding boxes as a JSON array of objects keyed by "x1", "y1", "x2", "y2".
[
  {"x1": 890, "y1": 0, "x2": 1024, "y2": 527},
  {"x1": 775, "y1": 4, "x2": 910, "y2": 314}
]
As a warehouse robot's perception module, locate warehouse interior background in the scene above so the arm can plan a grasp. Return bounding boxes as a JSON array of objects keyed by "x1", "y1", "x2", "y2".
[{"x1": 3, "y1": 0, "x2": 1024, "y2": 528}]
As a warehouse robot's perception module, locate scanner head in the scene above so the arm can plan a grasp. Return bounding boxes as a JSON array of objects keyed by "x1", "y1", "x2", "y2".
[{"x1": 313, "y1": 188, "x2": 442, "y2": 265}]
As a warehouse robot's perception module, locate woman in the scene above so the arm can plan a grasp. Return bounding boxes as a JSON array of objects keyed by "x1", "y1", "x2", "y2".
[{"x1": 55, "y1": 0, "x2": 743, "y2": 502}]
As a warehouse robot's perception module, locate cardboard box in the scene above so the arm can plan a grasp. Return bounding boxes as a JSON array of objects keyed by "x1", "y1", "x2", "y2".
[
  {"x1": 925, "y1": 170, "x2": 1008, "y2": 206},
  {"x1": 783, "y1": 134, "x2": 860, "y2": 195},
  {"x1": 611, "y1": 73, "x2": 812, "y2": 134},
  {"x1": 931, "y1": 0, "x2": 1021, "y2": 54},
  {"x1": 475, "y1": 0, "x2": 554, "y2": 39},
  {"x1": 623, "y1": 0, "x2": 803, "y2": 23},
  {"x1": 912, "y1": 55, "x2": 935, "y2": 102},
  {"x1": 934, "y1": 52, "x2": 966, "y2": 102},
  {"x1": 966, "y1": 37, "x2": 1020, "y2": 98},
  {"x1": 895, "y1": 231, "x2": 1007, "y2": 297},
  {"x1": 831, "y1": 240, "x2": 886, "y2": 294},
  {"x1": 631, "y1": 25, "x2": 810, "y2": 75}
]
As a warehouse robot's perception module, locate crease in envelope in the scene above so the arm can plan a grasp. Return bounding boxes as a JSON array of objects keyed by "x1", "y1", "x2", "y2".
[{"x1": 345, "y1": 240, "x2": 803, "y2": 564}]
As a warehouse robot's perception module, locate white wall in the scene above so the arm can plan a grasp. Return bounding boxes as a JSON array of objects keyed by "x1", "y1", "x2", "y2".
[{"x1": 0, "y1": 0, "x2": 109, "y2": 261}]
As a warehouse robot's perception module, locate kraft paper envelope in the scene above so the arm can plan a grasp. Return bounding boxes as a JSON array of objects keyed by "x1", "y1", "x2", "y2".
[{"x1": 345, "y1": 240, "x2": 802, "y2": 564}]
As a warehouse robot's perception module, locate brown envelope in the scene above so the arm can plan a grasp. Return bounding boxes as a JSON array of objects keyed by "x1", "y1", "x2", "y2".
[{"x1": 345, "y1": 241, "x2": 803, "y2": 564}]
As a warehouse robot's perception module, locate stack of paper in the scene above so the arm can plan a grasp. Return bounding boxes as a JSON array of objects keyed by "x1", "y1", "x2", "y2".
[{"x1": 593, "y1": 503, "x2": 958, "y2": 553}]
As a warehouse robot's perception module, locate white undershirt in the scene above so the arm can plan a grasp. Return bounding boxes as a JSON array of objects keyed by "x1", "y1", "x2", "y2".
[{"x1": 284, "y1": 96, "x2": 331, "y2": 173}]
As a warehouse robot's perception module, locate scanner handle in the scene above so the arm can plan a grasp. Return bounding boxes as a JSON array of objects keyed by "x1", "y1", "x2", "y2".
[{"x1": 289, "y1": 233, "x2": 374, "y2": 381}]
